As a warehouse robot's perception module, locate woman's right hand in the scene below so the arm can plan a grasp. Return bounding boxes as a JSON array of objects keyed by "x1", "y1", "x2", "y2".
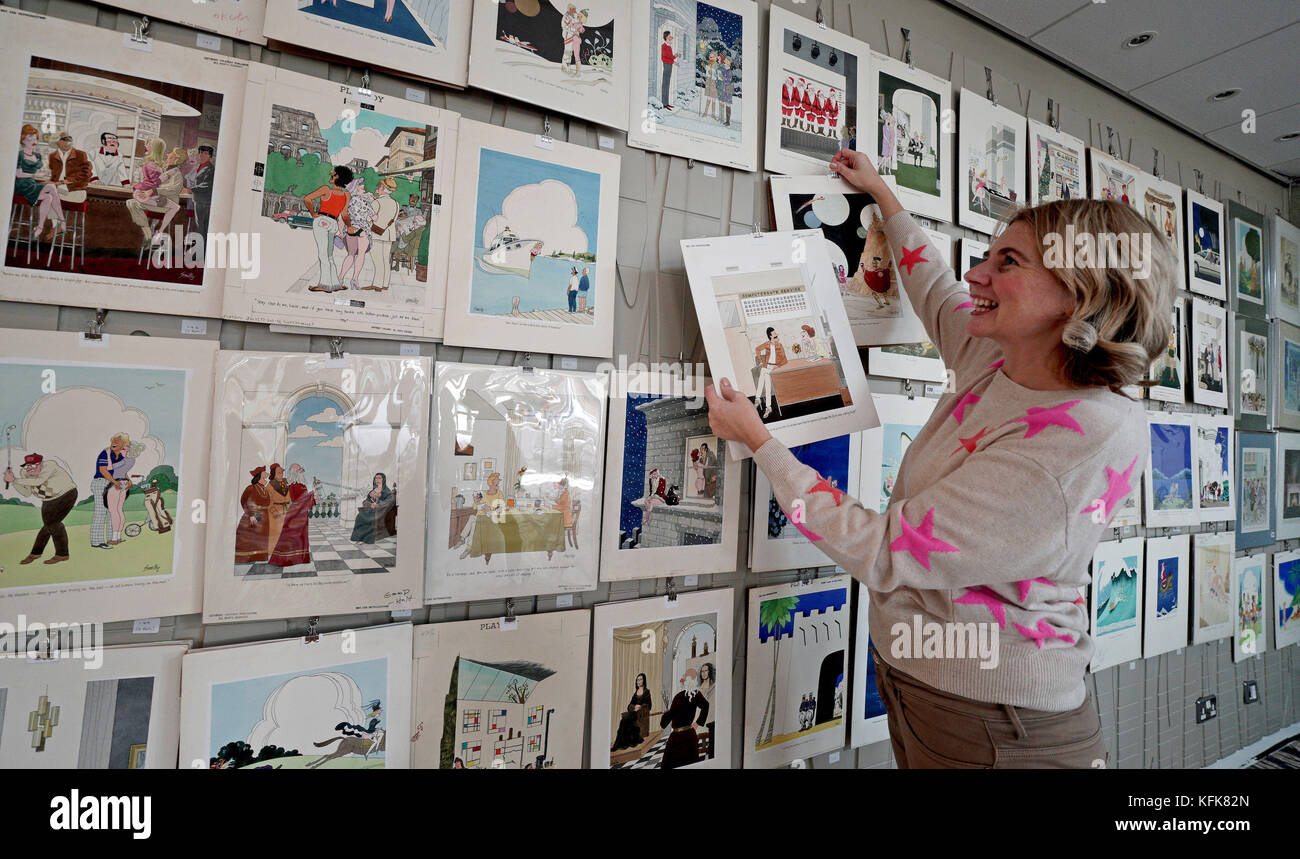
[{"x1": 830, "y1": 149, "x2": 886, "y2": 195}]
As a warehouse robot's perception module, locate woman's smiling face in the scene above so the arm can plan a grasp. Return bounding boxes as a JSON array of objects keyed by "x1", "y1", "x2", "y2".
[{"x1": 962, "y1": 220, "x2": 1075, "y2": 348}]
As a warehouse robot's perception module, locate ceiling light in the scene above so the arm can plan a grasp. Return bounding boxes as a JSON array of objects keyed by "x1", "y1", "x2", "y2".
[
  {"x1": 1209, "y1": 88, "x2": 1241, "y2": 102},
  {"x1": 1276, "y1": 132, "x2": 1300, "y2": 142},
  {"x1": 1122, "y1": 32, "x2": 1156, "y2": 48}
]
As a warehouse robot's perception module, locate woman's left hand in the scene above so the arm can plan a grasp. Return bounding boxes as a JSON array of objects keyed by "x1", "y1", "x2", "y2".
[{"x1": 705, "y1": 378, "x2": 772, "y2": 451}]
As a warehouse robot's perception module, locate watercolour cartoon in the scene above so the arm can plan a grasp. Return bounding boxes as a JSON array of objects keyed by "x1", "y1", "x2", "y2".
[
  {"x1": 440, "y1": 656, "x2": 559, "y2": 769},
  {"x1": 876, "y1": 71, "x2": 941, "y2": 198},
  {"x1": 297, "y1": 0, "x2": 451, "y2": 48},
  {"x1": 644, "y1": 0, "x2": 745, "y2": 142},
  {"x1": 492, "y1": 1, "x2": 615, "y2": 86}
]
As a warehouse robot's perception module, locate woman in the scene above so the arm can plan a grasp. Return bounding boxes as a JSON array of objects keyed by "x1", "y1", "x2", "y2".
[
  {"x1": 798, "y1": 323, "x2": 832, "y2": 361},
  {"x1": 350, "y1": 472, "x2": 394, "y2": 543},
  {"x1": 691, "y1": 449, "x2": 705, "y2": 496},
  {"x1": 90, "y1": 434, "x2": 129, "y2": 549},
  {"x1": 610, "y1": 672, "x2": 654, "y2": 752},
  {"x1": 104, "y1": 439, "x2": 143, "y2": 545},
  {"x1": 642, "y1": 467, "x2": 667, "y2": 525},
  {"x1": 701, "y1": 52, "x2": 719, "y2": 120},
  {"x1": 304, "y1": 165, "x2": 354, "y2": 293},
  {"x1": 16, "y1": 124, "x2": 65, "y2": 241},
  {"x1": 130, "y1": 138, "x2": 175, "y2": 244},
  {"x1": 718, "y1": 54, "x2": 734, "y2": 128},
  {"x1": 338, "y1": 176, "x2": 375, "y2": 290},
  {"x1": 706, "y1": 148, "x2": 1172, "y2": 768},
  {"x1": 698, "y1": 662, "x2": 716, "y2": 759},
  {"x1": 151, "y1": 147, "x2": 188, "y2": 242},
  {"x1": 235, "y1": 466, "x2": 271, "y2": 564}
]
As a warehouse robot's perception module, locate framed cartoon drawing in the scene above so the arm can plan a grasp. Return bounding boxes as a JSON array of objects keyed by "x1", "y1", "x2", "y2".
[
  {"x1": 1185, "y1": 189, "x2": 1226, "y2": 300},
  {"x1": 223, "y1": 64, "x2": 458, "y2": 339},
  {"x1": 1233, "y1": 313, "x2": 1272, "y2": 430},
  {"x1": 1275, "y1": 431, "x2": 1300, "y2": 541},
  {"x1": 262, "y1": 0, "x2": 471, "y2": 88},
  {"x1": 1272, "y1": 214, "x2": 1300, "y2": 329},
  {"x1": 1232, "y1": 553, "x2": 1268, "y2": 662},
  {"x1": 957, "y1": 89, "x2": 1027, "y2": 235},
  {"x1": 442, "y1": 120, "x2": 619, "y2": 358},
  {"x1": 1191, "y1": 531, "x2": 1234, "y2": 645},
  {"x1": 425, "y1": 362, "x2": 607, "y2": 604},
  {"x1": 1274, "y1": 549, "x2": 1300, "y2": 650},
  {"x1": 0, "y1": 642, "x2": 185, "y2": 769},
  {"x1": 600, "y1": 372, "x2": 740, "y2": 582},
  {"x1": 1143, "y1": 412, "x2": 1198, "y2": 528},
  {"x1": 865, "y1": 229, "x2": 951, "y2": 381},
  {"x1": 743, "y1": 574, "x2": 851, "y2": 768},
  {"x1": 750, "y1": 433, "x2": 862, "y2": 573},
  {"x1": 202, "y1": 351, "x2": 430, "y2": 623},
  {"x1": 0, "y1": 11, "x2": 249, "y2": 319},
  {"x1": 179, "y1": 623, "x2": 412, "y2": 769},
  {"x1": 1147, "y1": 301, "x2": 1185, "y2": 403},
  {"x1": 1276, "y1": 320, "x2": 1300, "y2": 431},
  {"x1": 1026, "y1": 119, "x2": 1085, "y2": 206},
  {"x1": 860, "y1": 393, "x2": 939, "y2": 515},
  {"x1": 1089, "y1": 536, "x2": 1144, "y2": 672},
  {"x1": 1228, "y1": 200, "x2": 1268, "y2": 321},
  {"x1": 411, "y1": 609, "x2": 591, "y2": 769},
  {"x1": 110, "y1": 0, "x2": 268, "y2": 43},
  {"x1": 682, "y1": 230, "x2": 879, "y2": 460},
  {"x1": 591, "y1": 588, "x2": 734, "y2": 769},
  {"x1": 468, "y1": 0, "x2": 632, "y2": 131},
  {"x1": 867, "y1": 51, "x2": 951, "y2": 222},
  {"x1": 1194, "y1": 413, "x2": 1233, "y2": 524},
  {"x1": 960, "y1": 237, "x2": 988, "y2": 278},
  {"x1": 763, "y1": 4, "x2": 867, "y2": 176},
  {"x1": 1142, "y1": 534, "x2": 1188, "y2": 658},
  {"x1": 769, "y1": 173, "x2": 926, "y2": 346},
  {"x1": 1087, "y1": 148, "x2": 1142, "y2": 211},
  {"x1": 0, "y1": 329, "x2": 215, "y2": 625},
  {"x1": 1188, "y1": 297, "x2": 1228, "y2": 409},
  {"x1": 1236, "y1": 430, "x2": 1275, "y2": 550},
  {"x1": 1141, "y1": 174, "x2": 1186, "y2": 289},
  {"x1": 850, "y1": 583, "x2": 891, "y2": 748},
  {"x1": 626, "y1": 0, "x2": 759, "y2": 171}
]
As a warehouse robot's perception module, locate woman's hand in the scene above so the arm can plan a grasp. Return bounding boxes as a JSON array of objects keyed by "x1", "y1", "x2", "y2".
[
  {"x1": 830, "y1": 149, "x2": 887, "y2": 196},
  {"x1": 705, "y1": 378, "x2": 772, "y2": 452}
]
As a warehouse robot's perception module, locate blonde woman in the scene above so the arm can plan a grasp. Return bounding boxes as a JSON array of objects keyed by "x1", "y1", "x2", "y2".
[
  {"x1": 105, "y1": 438, "x2": 144, "y2": 545},
  {"x1": 707, "y1": 148, "x2": 1174, "y2": 768},
  {"x1": 126, "y1": 138, "x2": 175, "y2": 243},
  {"x1": 91, "y1": 433, "x2": 132, "y2": 549}
]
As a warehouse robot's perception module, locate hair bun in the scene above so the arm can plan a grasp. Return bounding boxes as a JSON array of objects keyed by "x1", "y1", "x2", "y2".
[{"x1": 1063, "y1": 319, "x2": 1098, "y2": 352}]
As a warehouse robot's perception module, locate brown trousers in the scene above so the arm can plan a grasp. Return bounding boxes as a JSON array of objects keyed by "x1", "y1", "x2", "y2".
[{"x1": 872, "y1": 647, "x2": 1110, "y2": 769}]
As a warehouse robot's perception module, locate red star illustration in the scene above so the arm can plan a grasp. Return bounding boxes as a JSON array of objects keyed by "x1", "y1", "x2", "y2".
[
  {"x1": 808, "y1": 476, "x2": 846, "y2": 506},
  {"x1": 950, "y1": 426, "x2": 991, "y2": 456},
  {"x1": 889, "y1": 507, "x2": 959, "y2": 571},
  {"x1": 899, "y1": 244, "x2": 929, "y2": 275}
]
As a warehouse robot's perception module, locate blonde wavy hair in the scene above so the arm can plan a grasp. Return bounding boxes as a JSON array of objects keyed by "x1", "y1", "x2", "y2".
[{"x1": 998, "y1": 199, "x2": 1177, "y2": 394}]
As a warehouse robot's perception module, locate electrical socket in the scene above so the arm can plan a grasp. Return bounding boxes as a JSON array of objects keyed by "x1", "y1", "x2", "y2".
[
  {"x1": 1243, "y1": 680, "x2": 1259, "y2": 705},
  {"x1": 1195, "y1": 695, "x2": 1217, "y2": 723}
]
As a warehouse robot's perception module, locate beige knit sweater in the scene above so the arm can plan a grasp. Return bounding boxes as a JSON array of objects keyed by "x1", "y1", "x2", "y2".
[{"x1": 752, "y1": 210, "x2": 1149, "y2": 711}]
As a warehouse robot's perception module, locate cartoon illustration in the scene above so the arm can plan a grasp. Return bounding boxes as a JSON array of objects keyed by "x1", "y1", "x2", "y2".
[
  {"x1": 608, "y1": 613, "x2": 718, "y2": 769},
  {"x1": 1096, "y1": 555, "x2": 1140, "y2": 633},
  {"x1": 774, "y1": 17, "x2": 855, "y2": 165},
  {"x1": 208, "y1": 660, "x2": 389, "y2": 769},
  {"x1": 965, "y1": 119, "x2": 1019, "y2": 222},
  {"x1": 1033, "y1": 133, "x2": 1081, "y2": 203},
  {"x1": 644, "y1": 0, "x2": 745, "y2": 143},
  {"x1": 767, "y1": 437, "x2": 850, "y2": 538},
  {"x1": 875, "y1": 71, "x2": 941, "y2": 198},
  {"x1": 9, "y1": 58, "x2": 223, "y2": 281},
  {"x1": 1196, "y1": 425, "x2": 1231, "y2": 511},
  {"x1": 1156, "y1": 557, "x2": 1179, "y2": 616},
  {"x1": 1194, "y1": 307, "x2": 1225, "y2": 397},
  {"x1": 261, "y1": 105, "x2": 438, "y2": 299},
  {"x1": 440, "y1": 657, "x2": 560, "y2": 769},
  {"x1": 1241, "y1": 449, "x2": 1270, "y2": 531},
  {"x1": 1279, "y1": 234, "x2": 1298, "y2": 311},
  {"x1": 469, "y1": 149, "x2": 601, "y2": 324},
  {"x1": 491, "y1": 2, "x2": 614, "y2": 86},
  {"x1": 751, "y1": 587, "x2": 848, "y2": 752},
  {"x1": 1197, "y1": 543, "x2": 1232, "y2": 630},
  {"x1": 1234, "y1": 219, "x2": 1263, "y2": 301},
  {"x1": 1277, "y1": 557, "x2": 1300, "y2": 638},
  {"x1": 1149, "y1": 423, "x2": 1193, "y2": 511},
  {"x1": 0, "y1": 362, "x2": 186, "y2": 589},
  {"x1": 1190, "y1": 201, "x2": 1222, "y2": 285},
  {"x1": 297, "y1": 0, "x2": 451, "y2": 47},
  {"x1": 1236, "y1": 563, "x2": 1264, "y2": 653}
]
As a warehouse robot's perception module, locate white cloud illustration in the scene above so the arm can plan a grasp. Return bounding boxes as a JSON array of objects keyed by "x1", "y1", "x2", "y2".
[
  {"x1": 246, "y1": 672, "x2": 368, "y2": 756},
  {"x1": 287, "y1": 424, "x2": 326, "y2": 439},
  {"x1": 306, "y1": 407, "x2": 344, "y2": 423},
  {"x1": 482, "y1": 179, "x2": 589, "y2": 255},
  {"x1": 316, "y1": 436, "x2": 345, "y2": 448},
  {"x1": 332, "y1": 125, "x2": 390, "y2": 173}
]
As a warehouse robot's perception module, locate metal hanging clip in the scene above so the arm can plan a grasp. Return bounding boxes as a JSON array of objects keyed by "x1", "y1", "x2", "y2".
[
  {"x1": 304, "y1": 616, "x2": 320, "y2": 644},
  {"x1": 84, "y1": 309, "x2": 108, "y2": 341},
  {"x1": 505, "y1": 598, "x2": 517, "y2": 623},
  {"x1": 666, "y1": 577, "x2": 678, "y2": 602},
  {"x1": 1152, "y1": 147, "x2": 1161, "y2": 179},
  {"x1": 903, "y1": 379, "x2": 915, "y2": 400},
  {"x1": 328, "y1": 337, "x2": 345, "y2": 361},
  {"x1": 1193, "y1": 168, "x2": 1204, "y2": 195},
  {"x1": 985, "y1": 67, "x2": 997, "y2": 107},
  {"x1": 901, "y1": 28, "x2": 913, "y2": 69},
  {"x1": 132, "y1": 16, "x2": 150, "y2": 41}
]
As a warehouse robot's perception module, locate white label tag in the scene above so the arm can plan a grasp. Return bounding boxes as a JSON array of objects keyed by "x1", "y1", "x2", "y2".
[
  {"x1": 399, "y1": 342, "x2": 420, "y2": 357},
  {"x1": 252, "y1": 175, "x2": 265, "y2": 192},
  {"x1": 1176, "y1": 648, "x2": 1183, "y2": 655},
  {"x1": 78, "y1": 334, "x2": 110, "y2": 348},
  {"x1": 1128, "y1": 661, "x2": 1136, "y2": 670},
  {"x1": 702, "y1": 165, "x2": 718, "y2": 178},
  {"x1": 684, "y1": 575, "x2": 698, "y2": 586},
  {"x1": 405, "y1": 87, "x2": 427, "y2": 103},
  {"x1": 181, "y1": 319, "x2": 208, "y2": 335},
  {"x1": 123, "y1": 33, "x2": 153, "y2": 52},
  {"x1": 391, "y1": 609, "x2": 412, "y2": 619},
  {"x1": 501, "y1": 617, "x2": 518, "y2": 631},
  {"x1": 556, "y1": 594, "x2": 574, "y2": 608},
  {"x1": 132, "y1": 618, "x2": 161, "y2": 634},
  {"x1": 828, "y1": 751, "x2": 841, "y2": 764},
  {"x1": 924, "y1": 384, "x2": 945, "y2": 397},
  {"x1": 560, "y1": 357, "x2": 578, "y2": 370},
  {"x1": 196, "y1": 33, "x2": 221, "y2": 51},
  {"x1": 535, "y1": 134, "x2": 555, "y2": 151},
  {"x1": 598, "y1": 135, "x2": 615, "y2": 150}
]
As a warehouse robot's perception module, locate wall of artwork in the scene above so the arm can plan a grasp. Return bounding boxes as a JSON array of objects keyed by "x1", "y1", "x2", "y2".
[{"x1": 0, "y1": 0, "x2": 1296, "y2": 772}]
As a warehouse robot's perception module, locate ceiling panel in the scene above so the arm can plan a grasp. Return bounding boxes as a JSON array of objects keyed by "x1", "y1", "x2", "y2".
[
  {"x1": 948, "y1": 0, "x2": 1090, "y2": 38},
  {"x1": 1205, "y1": 102, "x2": 1300, "y2": 170},
  {"x1": 1130, "y1": 22, "x2": 1300, "y2": 134},
  {"x1": 1032, "y1": 0, "x2": 1300, "y2": 91}
]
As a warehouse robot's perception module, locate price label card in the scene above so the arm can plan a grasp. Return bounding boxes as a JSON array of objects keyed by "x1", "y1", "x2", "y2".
[
  {"x1": 560, "y1": 357, "x2": 578, "y2": 370},
  {"x1": 599, "y1": 136, "x2": 616, "y2": 150},
  {"x1": 133, "y1": 618, "x2": 161, "y2": 635},
  {"x1": 501, "y1": 617, "x2": 519, "y2": 631},
  {"x1": 181, "y1": 319, "x2": 208, "y2": 335},
  {"x1": 556, "y1": 594, "x2": 574, "y2": 608},
  {"x1": 391, "y1": 609, "x2": 413, "y2": 619},
  {"x1": 196, "y1": 33, "x2": 221, "y2": 51},
  {"x1": 405, "y1": 87, "x2": 427, "y2": 103},
  {"x1": 702, "y1": 165, "x2": 717, "y2": 178},
  {"x1": 399, "y1": 343, "x2": 420, "y2": 357},
  {"x1": 535, "y1": 135, "x2": 555, "y2": 151},
  {"x1": 123, "y1": 33, "x2": 153, "y2": 52},
  {"x1": 683, "y1": 575, "x2": 698, "y2": 586}
]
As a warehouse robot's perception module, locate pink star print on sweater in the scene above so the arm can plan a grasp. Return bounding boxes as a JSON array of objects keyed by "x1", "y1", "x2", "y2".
[
  {"x1": 1013, "y1": 618, "x2": 1077, "y2": 649},
  {"x1": 889, "y1": 507, "x2": 959, "y2": 570},
  {"x1": 1006, "y1": 400, "x2": 1084, "y2": 438},
  {"x1": 1079, "y1": 454, "x2": 1139, "y2": 521}
]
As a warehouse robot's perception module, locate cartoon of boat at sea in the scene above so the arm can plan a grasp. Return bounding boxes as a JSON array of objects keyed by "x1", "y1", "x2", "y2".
[{"x1": 478, "y1": 227, "x2": 544, "y2": 278}]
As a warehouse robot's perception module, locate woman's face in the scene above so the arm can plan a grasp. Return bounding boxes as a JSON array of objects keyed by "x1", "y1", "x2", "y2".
[
  {"x1": 373, "y1": 474, "x2": 382, "y2": 489},
  {"x1": 635, "y1": 673, "x2": 645, "y2": 690},
  {"x1": 21, "y1": 133, "x2": 36, "y2": 148},
  {"x1": 963, "y1": 220, "x2": 1074, "y2": 352}
]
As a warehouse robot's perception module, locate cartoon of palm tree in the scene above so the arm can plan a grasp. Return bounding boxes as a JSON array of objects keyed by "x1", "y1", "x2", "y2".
[{"x1": 756, "y1": 595, "x2": 800, "y2": 746}]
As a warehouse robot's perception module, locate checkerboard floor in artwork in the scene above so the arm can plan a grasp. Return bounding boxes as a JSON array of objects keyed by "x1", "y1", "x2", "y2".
[
  {"x1": 235, "y1": 519, "x2": 397, "y2": 580},
  {"x1": 610, "y1": 735, "x2": 667, "y2": 770}
]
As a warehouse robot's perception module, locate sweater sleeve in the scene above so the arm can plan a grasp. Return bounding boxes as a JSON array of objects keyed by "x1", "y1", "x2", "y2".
[
  {"x1": 752, "y1": 435, "x2": 1069, "y2": 592},
  {"x1": 880, "y1": 210, "x2": 987, "y2": 371}
]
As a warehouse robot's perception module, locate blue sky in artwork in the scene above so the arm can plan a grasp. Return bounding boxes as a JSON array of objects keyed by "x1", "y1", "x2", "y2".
[
  {"x1": 473, "y1": 148, "x2": 601, "y2": 250},
  {"x1": 1150, "y1": 423, "x2": 1191, "y2": 479},
  {"x1": 282, "y1": 394, "x2": 345, "y2": 491},
  {"x1": 321, "y1": 108, "x2": 412, "y2": 159}
]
